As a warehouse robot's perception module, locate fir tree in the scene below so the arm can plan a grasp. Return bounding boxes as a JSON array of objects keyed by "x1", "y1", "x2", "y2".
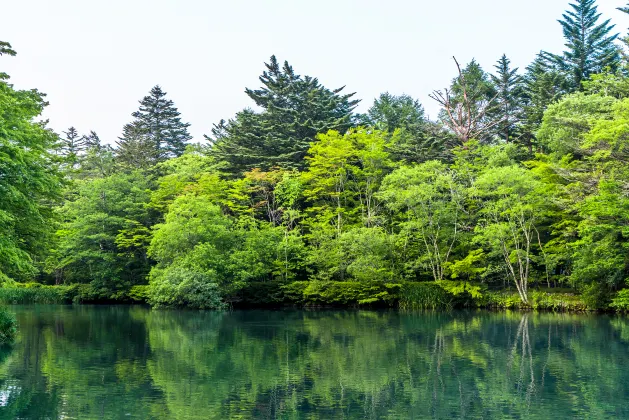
[
  {"x1": 115, "y1": 121, "x2": 159, "y2": 170},
  {"x1": 61, "y1": 127, "x2": 87, "y2": 171},
  {"x1": 82, "y1": 131, "x2": 102, "y2": 150},
  {"x1": 490, "y1": 55, "x2": 525, "y2": 143},
  {"x1": 208, "y1": 55, "x2": 360, "y2": 175},
  {"x1": 520, "y1": 54, "x2": 570, "y2": 151},
  {"x1": 127, "y1": 85, "x2": 191, "y2": 160},
  {"x1": 544, "y1": 0, "x2": 619, "y2": 90}
]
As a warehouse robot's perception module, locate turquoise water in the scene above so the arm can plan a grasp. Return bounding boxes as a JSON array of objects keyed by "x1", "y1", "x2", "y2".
[{"x1": 0, "y1": 306, "x2": 627, "y2": 419}]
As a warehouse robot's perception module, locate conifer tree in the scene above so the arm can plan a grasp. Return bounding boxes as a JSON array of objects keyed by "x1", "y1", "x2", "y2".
[
  {"x1": 520, "y1": 54, "x2": 570, "y2": 151},
  {"x1": 208, "y1": 56, "x2": 359, "y2": 175},
  {"x1": 544, "y1": 0, "x2": 619, "y2": 90},
  {"x1": 115, "y1": 121, "x2": 159, "y2": 170},
  {"x1": 125, "y1": 85, "x2": 191, "y2": 161},
  {"x1": 490, "y1": 55, "x2": 525, "y2": 143}
]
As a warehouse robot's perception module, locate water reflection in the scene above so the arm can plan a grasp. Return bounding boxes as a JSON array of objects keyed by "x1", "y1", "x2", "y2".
[{"x1": 0, "y1": 307, "x2": 626, "y2": 419}]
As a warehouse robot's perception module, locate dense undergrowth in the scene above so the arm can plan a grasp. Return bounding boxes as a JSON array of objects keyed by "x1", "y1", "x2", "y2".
[{"x1": 0, "y1": 281, "x2": 607, "y2": 312}]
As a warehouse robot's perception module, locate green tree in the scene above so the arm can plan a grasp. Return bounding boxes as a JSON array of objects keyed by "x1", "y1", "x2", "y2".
[
  {"x1": 491, "y1": 55, "x2": 525, "y2": 143},
  {"x1": 60, "y1": 127, "x2": 87, "y2": 172},
  {"x1": 0, "y1": 57, "x2": 62, "y2": 281},
  {"x1": 122, "y1": 85, "x2": 191, "y2": 162},
  {"x1": 364, "y1": 92, "x2": 456, "y2": 163},
  {"x1": 116, "y1": 121, "x2": 159, "y2": 169},
  {"x1": 208, "y1": 56, "x2": 359, "y2": 174},
  {"x1": 379, "y1": 161, "x2": 465, "y2": 282},
  {"x1": 544, "y1": 0, "x2": 619, "y2": 91},
  {"x1": 472, "y1": 166, "x2": 554, "y2": 304},
  {"x1": 54, "y1": 171, "x2": 154, "y2": 296},
  {"x1": 520, "y1": 55, "x2": 570, "y2": 151}
]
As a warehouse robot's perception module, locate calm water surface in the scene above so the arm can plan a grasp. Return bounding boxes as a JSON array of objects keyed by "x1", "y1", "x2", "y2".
[{"x1": 0, "y1": 306, "x2": 627, "y2": 419}]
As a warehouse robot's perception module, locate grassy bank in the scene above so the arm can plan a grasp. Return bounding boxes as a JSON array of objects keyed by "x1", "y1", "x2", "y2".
[{"x1": 0, "y1": 281, "x2": 607, "y2": 312}]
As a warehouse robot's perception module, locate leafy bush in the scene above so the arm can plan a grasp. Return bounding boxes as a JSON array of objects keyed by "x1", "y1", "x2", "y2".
[
  {"x1": 128, "y1": 285, "x2": 150, "y2": 303},
  {"x1": 148, "y1": 268, "x2": 226, "y2": 309},
  {"x1": 0, "y1": 307, "x2": 17, "y2": 344},
  {"x1": 610, "y1": 289, "x2": 629, "y2": 312},
  {"x1": 580, "y1": 283, "x2": 611, "y2": 310}
]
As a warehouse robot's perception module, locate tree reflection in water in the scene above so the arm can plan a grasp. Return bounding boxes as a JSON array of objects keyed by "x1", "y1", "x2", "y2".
[{"x1": 0, "y1": 307, "x2": 626, "y2": 419}]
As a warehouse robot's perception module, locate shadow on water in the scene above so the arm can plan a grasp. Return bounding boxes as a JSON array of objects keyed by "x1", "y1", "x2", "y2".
[{"x1": 0, "y1": 306, "x2": 626, "y2": 419}]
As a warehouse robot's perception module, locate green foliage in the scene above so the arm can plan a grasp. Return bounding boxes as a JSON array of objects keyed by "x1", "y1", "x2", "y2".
[
  {"x1": 208, "y1": 56, "x2": 359, "y2": 174},
  {"x1": 282, "y1": 281, "x2": 400, "y2": 306},
  {"x1": 148, "y1": 267, "x2": 226, "y2": 310},
  {"x1": 52, "y1": 170, "x2": 155, "y2": 296},
  {"x1": 0, "y1": 284, "x2": 72, "y2": 304},
  {"x1": 7, "y1": 11, "x2": 629, "y2": 313},
  {"x1": 0, "y1": 77, "x2": 62, "y2": 281},
  {"x1": 117, "y1": 85, "x2": 191, "y2": 165},
  {"x1": 610, "y1": 289, "x2": 629, "y2": 311},
  {"x1": 398, "y1": 282, "x2": 454, "y2": 310},
  {"x1": 0, "y1": 307, "x2": 16, "y2": 344}
]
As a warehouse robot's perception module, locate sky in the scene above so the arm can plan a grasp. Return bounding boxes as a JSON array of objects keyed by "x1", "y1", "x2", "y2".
[{"x1": 2, "y1": 0, "x2": 628, "y2": 144}]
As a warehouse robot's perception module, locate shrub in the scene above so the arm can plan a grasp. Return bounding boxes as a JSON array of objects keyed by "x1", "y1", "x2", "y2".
[
  {"x1": 148, "y1": 268, "x2": 226, "y2": 309},
  {"x1": 610, "y1": 289, "x2": 629, "y2": 312},
  {"x1": 0, "y1": 307, "x2": 17, "y2": 344}
]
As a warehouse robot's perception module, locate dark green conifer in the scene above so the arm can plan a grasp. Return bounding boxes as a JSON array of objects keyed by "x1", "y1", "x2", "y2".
[
  {"x1": 127, "y1": 85, "x2": 191, "y2": 161},
  {"x1": 544, "y1": 0, "x2": 619, "y2": 90},
  {"x1": 115, "y1": 121, "x2": 159, "y2": 169},
  {"x1": 490, "y1": 55, "x2": 525, "y2": 143},
  {"x1": 208, "y1": 55, "x2": 360, "y2": 175}
]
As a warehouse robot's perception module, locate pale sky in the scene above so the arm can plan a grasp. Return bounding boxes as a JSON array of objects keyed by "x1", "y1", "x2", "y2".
[{"x1": 2, "y1": 0, "x2": 628, "y2": 144}]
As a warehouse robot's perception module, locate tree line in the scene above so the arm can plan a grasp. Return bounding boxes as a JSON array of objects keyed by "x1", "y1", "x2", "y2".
[{"x1": 3, "y1": 0, "x2": 629, "y2": 309}]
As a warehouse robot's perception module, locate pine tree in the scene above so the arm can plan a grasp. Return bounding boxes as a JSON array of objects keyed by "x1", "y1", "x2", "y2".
[
  {"x1": 490, "y1": 55, "x2": 525, "y2": 143},
  {"x1": 115, "y1": 121, "x2": 159, "y2": 170},
  {"x1": 127, "y1": 85, "x2": 191, "y2": 161},
  {"x1": 61, "y1": 127, "x2": 87, "y2": 171},
  {"x1": 544, "y1": 0, "x2": 619, "y2": 90},
  {"x1": 207, "y1": 56, "x2": 359, "y2": 175},
  {"x1": 82, "y1": 131, "x2": 102, "y2": 149},
  {"x1": 520, "y1": 54, "x2": 570, "y2": 151}
]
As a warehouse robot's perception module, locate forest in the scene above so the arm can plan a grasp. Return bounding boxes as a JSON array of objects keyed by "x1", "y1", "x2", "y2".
[{"x1": 4, "y1": 0, "x2": 629, "y2": 311}]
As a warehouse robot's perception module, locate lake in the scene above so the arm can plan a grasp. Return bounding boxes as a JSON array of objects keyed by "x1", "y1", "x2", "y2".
[{"x1": 0, "y1": 306, "x2": 627, "y2": 419}]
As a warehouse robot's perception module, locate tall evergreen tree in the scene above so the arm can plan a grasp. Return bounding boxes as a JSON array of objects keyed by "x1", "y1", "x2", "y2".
[
  {"x1": 544, "y1": 0, "x2": 619, "y2": 90},
  {"x1": 61, "y1": 127, "x2": 87, "y2": 170},
  {"x1": 208, "y1": 56, "x2": 360, "y2": 175},
  {"x1": 490, "y1": 55, "x2": 525, "y2": 143},
  {"x1": 520, "y1": 54, "x2": 570, "y2": 151},
  {"x1": 125, "y1": 85, "x2": 191, "y2": 161},
  {"x1": 115, "y1": 121, "x2": 159, "y2": 170}
]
